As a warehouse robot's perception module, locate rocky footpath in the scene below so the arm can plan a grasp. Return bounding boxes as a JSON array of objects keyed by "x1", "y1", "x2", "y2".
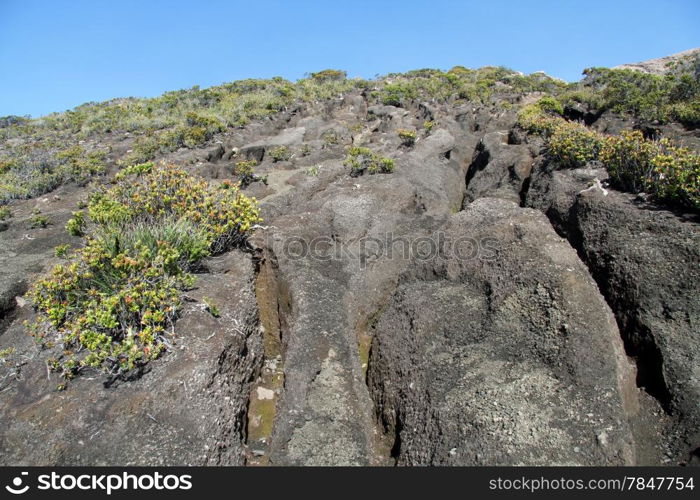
[{"x1": 0, "y1": 87, "x2": 698, "y2": 466}]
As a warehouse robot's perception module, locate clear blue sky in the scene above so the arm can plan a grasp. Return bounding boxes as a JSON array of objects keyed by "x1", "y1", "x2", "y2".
[{"x1": 1, "y1": 0, "x2": 698, "y2": 117}]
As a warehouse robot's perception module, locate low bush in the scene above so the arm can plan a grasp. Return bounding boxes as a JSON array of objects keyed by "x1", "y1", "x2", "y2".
[
  {"x1": 397, "y1": 129, "x2": 417, "y2": 146},
  {"x1": 29, "y1": 164, "x2": 261, "y2": 383},
  {"x1": 321, "y1": 130, "x2": 341, "y2": 146},
  {"x1": 269, "y1": 145, "x2": 292, "y2": 162},
  {"x1": 519, "y1": 104, "x2": 700, "y2": 211},
  {"x1": 600, "y1": 130, "x2": 700, "y2": 208},
  {"x1": 65, "y1": 210, "x2": 86, "y2": 236},
  {"x1": 54, "y1": 244, "x2": 70, "y2": 258},
  {"x1": 120, "y1": 136, "x2": 159, "y2": 166},
  {"x1": 310, "y1": 69, "x2": 347, "y2": 81},
  {"x1": 547, "y1": 120, "x2": 602, "y2": 168},
  {"x1": 29, "y1": 213, "x2": 51, "y2": 228},
  {"x1": 343, "y1": 147, "x2": 395, "y2": 176},
  {"x1": 234, "y1": 159, "x2": 259, "y2": 187}
]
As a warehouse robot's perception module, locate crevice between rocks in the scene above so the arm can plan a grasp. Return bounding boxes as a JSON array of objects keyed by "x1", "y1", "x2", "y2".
[
  {"x1": 245, "y1": 245, "x2": 291, "y2": 465},
  {"x1": 549, "y1": 201, "x2": 674, "y2": 415},
  {"x1": 456, "y1": 125, "x2": 676, "y2": 462}
]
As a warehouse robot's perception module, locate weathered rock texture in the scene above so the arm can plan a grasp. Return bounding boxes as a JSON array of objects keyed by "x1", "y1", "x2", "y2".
[
  {"x1": 368, "y1": 198, "x2": 638, "y2": 465},
  {"x1": 0, "y1": 75, "x2": 698, "y2": 466}
]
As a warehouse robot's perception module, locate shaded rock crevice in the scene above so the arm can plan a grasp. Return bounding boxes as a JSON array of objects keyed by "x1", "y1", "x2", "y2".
[
  {"x1": 244, "y1": 244, "x2": 291, "y2": 464},
  {"x1": 367, "y1": 198, "x2": 639, "y2": 465},
  {"x1": 524, "y1": 159, "x2": 699, "y2": 463}
]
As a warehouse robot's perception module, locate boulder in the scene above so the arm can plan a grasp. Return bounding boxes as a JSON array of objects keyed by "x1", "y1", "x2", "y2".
[
  {"x1": 368, "y1": 198, "x2": 638, "y2": 465},
  {"x1": 526, "y1": 165, "x2": 700, "y2": 461}
]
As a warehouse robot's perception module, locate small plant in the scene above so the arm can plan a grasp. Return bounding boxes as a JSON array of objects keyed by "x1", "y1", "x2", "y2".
[
  {"x1": 0, "y1": 206, "x2": 11, "y2": 221},
  {"x1": 305, "y1": 165, "x2": 321, "y2": 177},
  {"x1": 234, "y1": 160, "x2": 259, "y2": 187},
  {"x1": 203, "y1": 297, "x2": 220, "y2": 318},
  {"x1": 54, "y1": 244, "x2": 70, "y2": 258},
  {"x1": 0, "y1": 347, "x2": 14, "y2": 360},
  {"x1": 120, "y1": 136, "x2": 159, "y2": 166},
  {"x1": 322, "y1": 130, "x2": 340, "y2": 146},
  {"x1": 29, "y1": 213, "x2": 50, "y2": 228},
  {"x1": 349, "y1": 123, "x2": 363, "y2": 134},
  {"x1": 344, "y1": 147, "x2": 395, "y2": 176},
  {"x1": 115, "y1": 161, "x2": 153, "y2": 181},
  {"x1": 397, "y1": 128, "x2": 417, "y2": 146},
  {"x1": 423, "y1": 120, "x2": 435, "y2": 134},
  {"x1": 269, "y1": 145, "x2": 292, "y2": 162},
  {"x1": 65, "y1": 210, "x2": 86, "y2": 236},
  {"x1": 299, "y1": 144, "x2": 312, "y2": 157}
]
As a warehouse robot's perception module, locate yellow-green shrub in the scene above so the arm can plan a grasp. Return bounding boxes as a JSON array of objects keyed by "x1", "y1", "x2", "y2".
[
  {"x1": 397, "y1": 129, "x2": 417, "y2": 146},
  {"x1": 547, "y1": 120, "x2": 602, "y2": 168},
  {"x1": 269, "y1": 145, "x2": 292, "y2": 162},
  {"x1": 600, "y1": 130, "x2": 700, "y2": 209},
  {"x1": 30, "y1": 164, "x2": 261, "y2": 383},
  {"x1": 343, "y1": 147, "x2": 395, "y2": 176}
]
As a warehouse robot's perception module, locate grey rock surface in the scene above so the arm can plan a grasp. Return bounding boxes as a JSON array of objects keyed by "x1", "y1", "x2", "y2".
[{"x1": 368, "y1": 198, "x2": 638, "y2": 465}]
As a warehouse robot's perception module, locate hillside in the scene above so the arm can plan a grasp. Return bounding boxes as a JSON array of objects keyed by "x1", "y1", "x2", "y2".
[{"x1": 0, "y1": 55, "x2": 699, "y2": 466}]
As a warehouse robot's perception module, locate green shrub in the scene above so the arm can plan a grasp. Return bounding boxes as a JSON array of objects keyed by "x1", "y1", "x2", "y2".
[
  {"x1": 29, "y1": 164, "x2": 261, "y2": 383},
  {"x1": 535, "y1": 96, "x2": 564, "y2": 116},
  {"x1": 115, "y1": 161, "x2": 153, "y2": 181},
  {"x1": 234, "y1": 160, "x2": 258, "y2": 187},
  {"x1": 670, "y1": 97, "x2": 700, "y2": 128},
  {"x1": 547, "y1": 120, "x2": 602, "y2": 168},
  {"x1": 343, "y1": 147, "x2": 395, "y2": 176},
  {"x1": 185, "y1": 111, "x2": 223, "y2": 132},
  {"x1": 380, "y1": 83, "x2": 416, "y2": 106},
  {"x1": 269, "y1": 145, "x2": 292, "y2": 162},
  {"x1": 322, "y1": 130, "x2": 340, "y2": 146},
  {"x1": 305, "y1": 165, "x2": 320, "y2": 176},
  {"x1": 54, "y1": 244, "x2": 70, "y2": 258},
  {"x1": 648, "y1": 145, "x2": 700, "y2": 209},
  {"x1": 423, "y1": 120, "x2": 435, "y2": 133},
  {"x1": 0, "y1": 206, "x2": 11, "y2": 221},
  {"x1": 29, "y1": 213, "x2": 51, "y2": 228},
  {"x1": 183, "y1": 126, "x2": 208, "y2": 148},
  {"x1": 121, "y1": 136, "x2": 159, "y2": 166},
  {"x1": 397, "y1": 129, "x2": 417, "y2": 146},
  {"x1": 66, "y1": 210, "x2": 86, "y2": 236},
  {"x1": 299, "y1": 144, "x2": 312, "y2": 156},
  {"x1": 517, "y1": 103, "x2": 559, "y2": 135},
  {"x1": 310, "y1": 69, "x2": 347, "y2": 81},
  {"x1": 600, "y1": 130, "x2": 700, "y2": 208},
  {"x1": 598, "y1": 130, "x2": 657, "y2": 192}
]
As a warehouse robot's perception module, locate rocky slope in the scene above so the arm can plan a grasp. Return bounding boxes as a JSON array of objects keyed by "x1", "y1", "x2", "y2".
[{"x1": 0, "y1": 58, "x2": 698, "y2": 466}]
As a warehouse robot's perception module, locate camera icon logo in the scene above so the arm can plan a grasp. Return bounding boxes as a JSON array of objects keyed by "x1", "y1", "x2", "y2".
[{"x1": 5, "y1": 472, "x2": 29, "y2": 495}]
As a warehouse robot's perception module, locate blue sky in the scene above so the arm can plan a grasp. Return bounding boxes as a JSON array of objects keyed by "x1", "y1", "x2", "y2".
[{"x1": 1, "y1": 0, "x2": 698, "y2": 117}]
